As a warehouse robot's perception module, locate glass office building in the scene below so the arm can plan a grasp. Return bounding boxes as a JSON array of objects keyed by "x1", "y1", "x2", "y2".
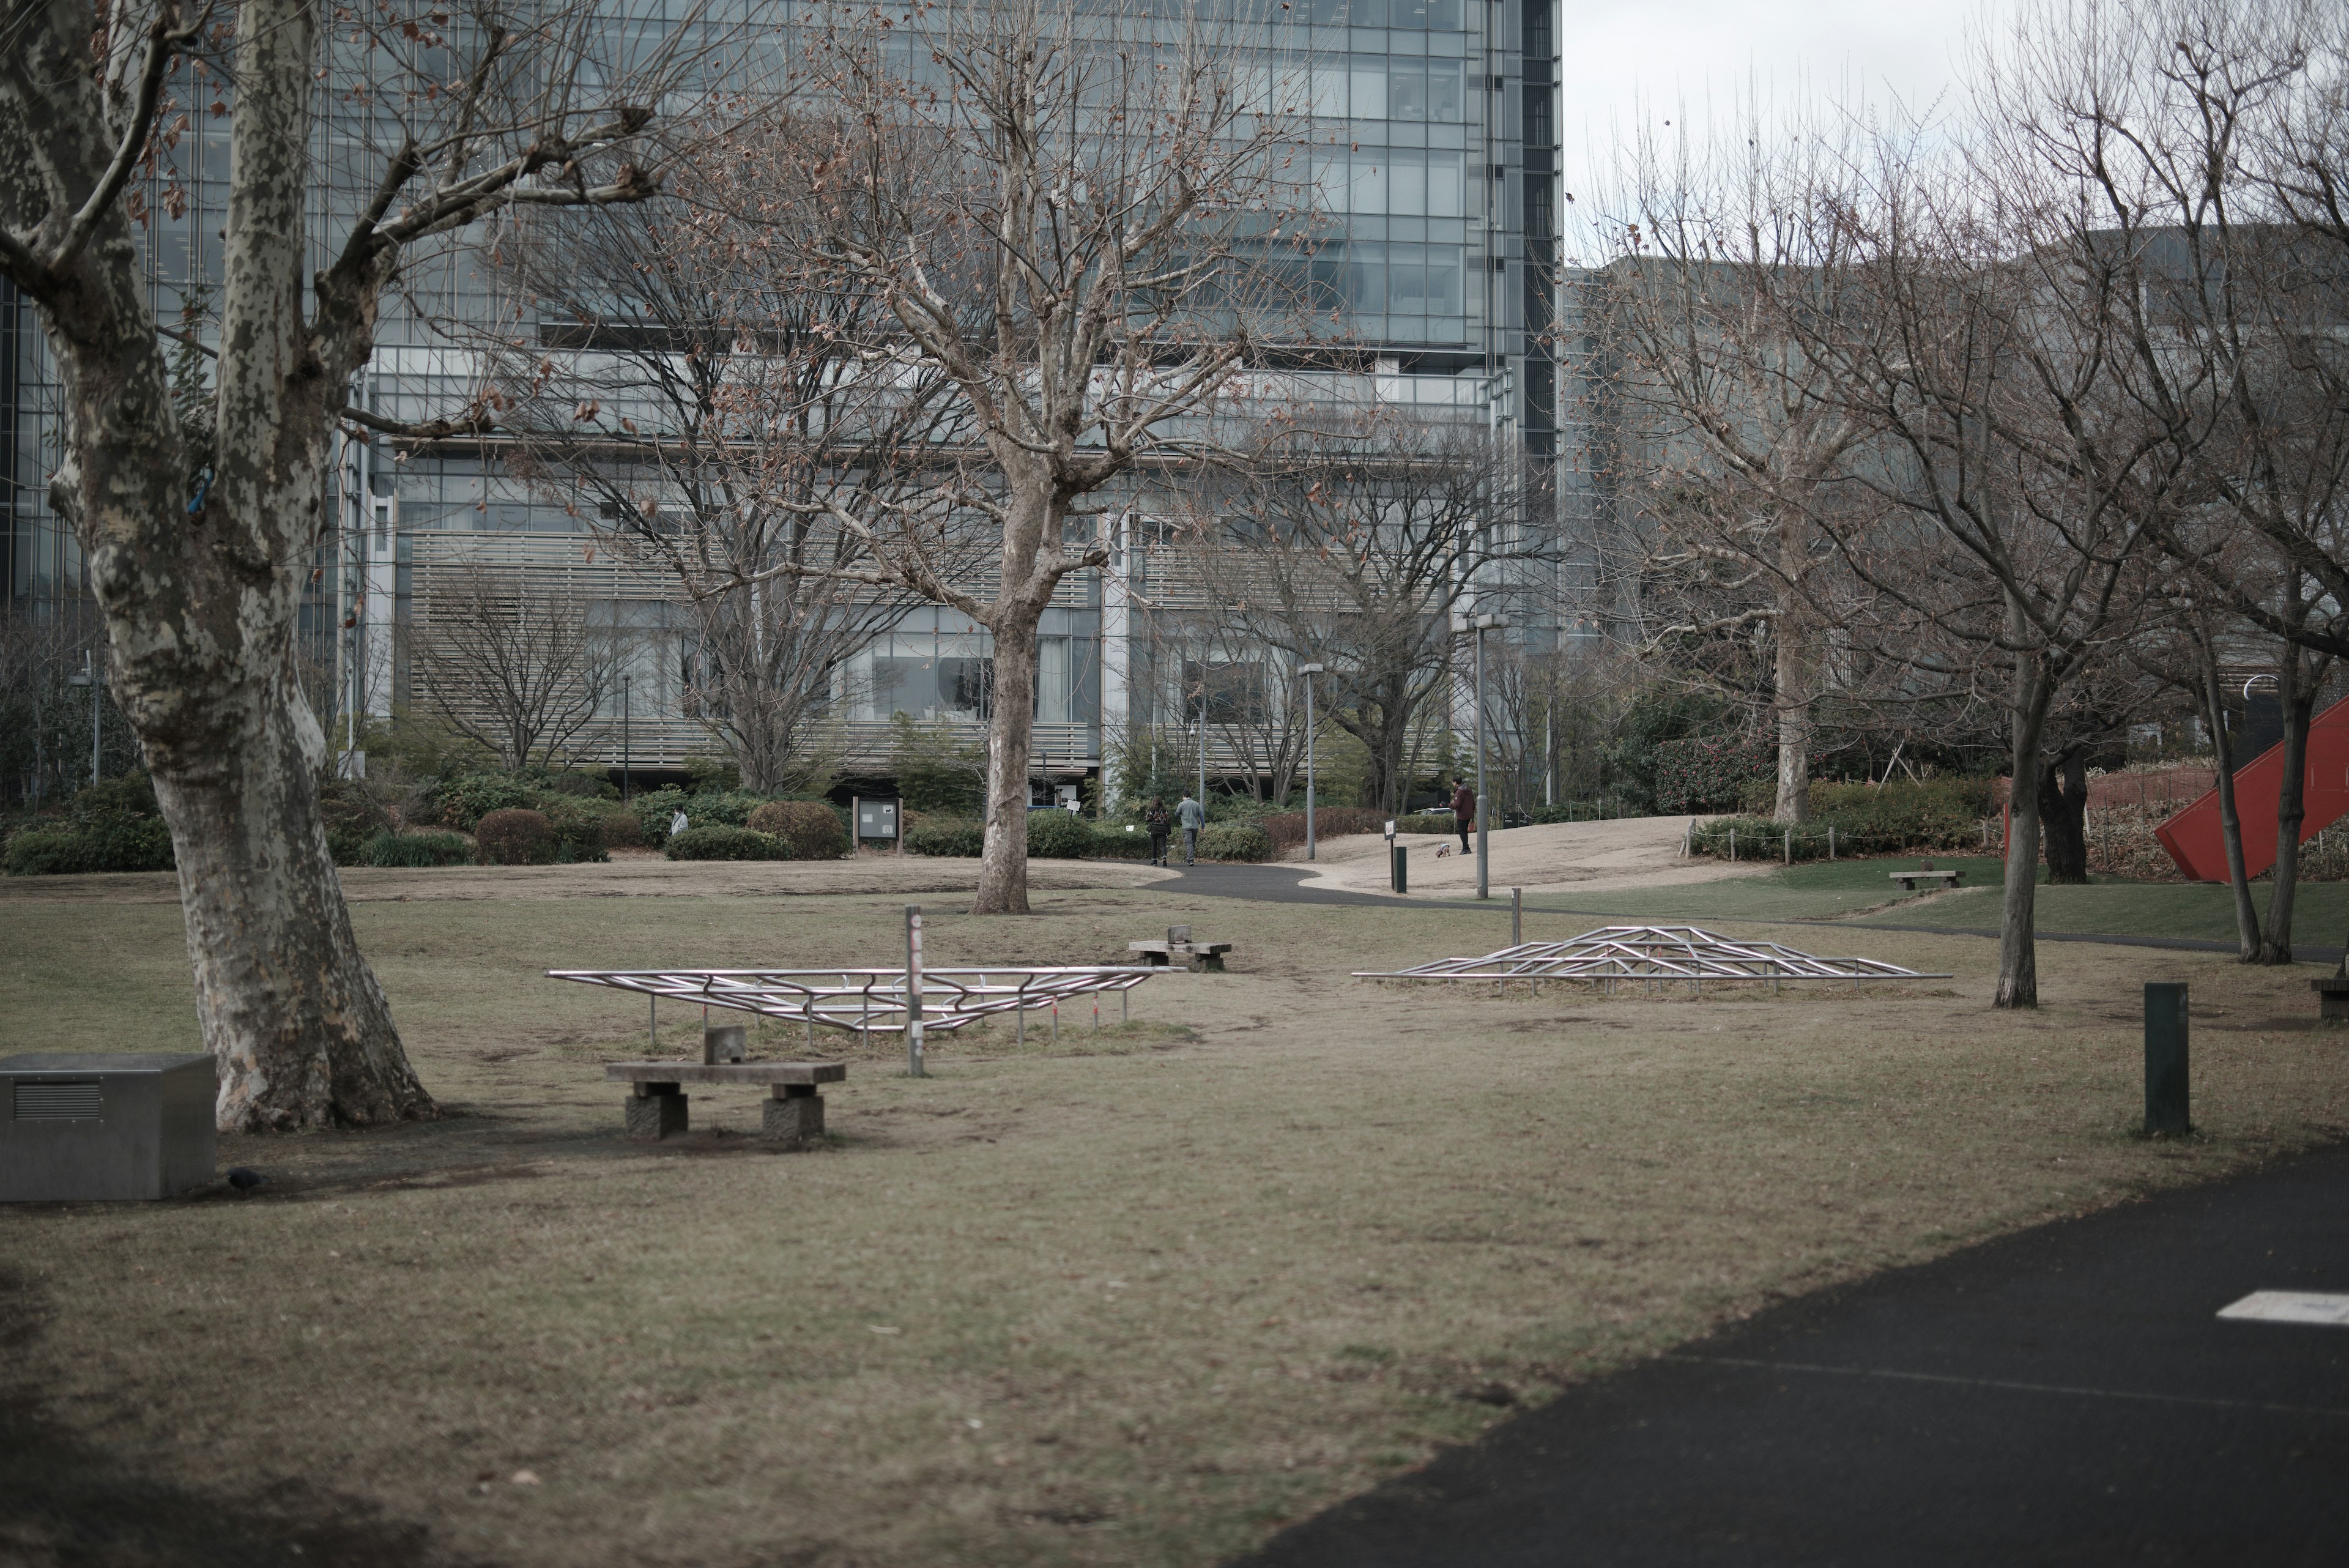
[{"x1": 0, "y1": 0, "x2": 1565, "y2": 793}]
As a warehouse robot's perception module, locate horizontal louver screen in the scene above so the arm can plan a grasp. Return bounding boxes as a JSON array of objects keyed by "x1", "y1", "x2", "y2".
[{"x1": 13, "y1": 1080, "x2": 102, "y2": 1120}]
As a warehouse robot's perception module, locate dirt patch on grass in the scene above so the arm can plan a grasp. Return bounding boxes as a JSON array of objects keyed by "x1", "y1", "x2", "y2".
[{"x1": 2, "y1": 892, "x2": 2346, "y2": 1566}]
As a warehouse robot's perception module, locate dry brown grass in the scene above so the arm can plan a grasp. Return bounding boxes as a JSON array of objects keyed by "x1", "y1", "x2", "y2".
[{"x1": 2, "y1": 879, "x2": 2345, "y2": 1566}]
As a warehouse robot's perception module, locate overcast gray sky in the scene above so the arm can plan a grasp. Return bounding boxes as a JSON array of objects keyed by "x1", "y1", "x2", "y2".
[{"x1": 1557, "y1": 0, "x2": 2007, "y2": 256}]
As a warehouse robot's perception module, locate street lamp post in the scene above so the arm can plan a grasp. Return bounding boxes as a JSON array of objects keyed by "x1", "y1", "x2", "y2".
[
  {"x1": 67, "y1": 650, "x2": 100, "y2": 789},
  {"x1": 1473, "y1": 613, "x2": 1506, "y2": 901},
  {"x1": 1299, "y1": 663, "x2": 1325, "y2": 860},
  {"x1": 620, "y1": 674, "x2": 633, "y2": 802}
]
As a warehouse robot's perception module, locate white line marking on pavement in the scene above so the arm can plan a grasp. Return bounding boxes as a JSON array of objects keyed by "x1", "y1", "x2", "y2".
[
  {"x1": 2217, "y1": 1291, "x2": 2349, "y2": 1328},
  {"x1": 1668, "y1": 1356, "x2": 2349, "y2": 1419}
]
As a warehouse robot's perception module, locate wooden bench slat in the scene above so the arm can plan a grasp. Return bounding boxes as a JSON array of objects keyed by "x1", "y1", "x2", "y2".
[{"x1": 604, "y1": 1061, "x2": 846, "y2": 1085}]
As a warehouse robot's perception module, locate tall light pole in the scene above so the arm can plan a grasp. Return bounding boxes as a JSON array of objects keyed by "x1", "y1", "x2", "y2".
[
  {"x1": 1474, "y1": 612, "x2": 1507, "y2": 900},
  {"x1": 1299, "y1": 663, "x2": 1325, "y2": 860},
  {"x1": 67, "y1": 650, "x2": 100, "y2": 789}
]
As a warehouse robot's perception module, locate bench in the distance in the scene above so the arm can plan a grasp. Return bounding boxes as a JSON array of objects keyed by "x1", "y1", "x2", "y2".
[
  {"x1": 1890, "y1": 869, "x2": 1964, "y2": 893},
  {"x1": 604, "y1": 1060, "x2": 845, "y2": 1145},
  {"x1": 1129, "y1": 924, "x2": 1234, "y2": 972}
]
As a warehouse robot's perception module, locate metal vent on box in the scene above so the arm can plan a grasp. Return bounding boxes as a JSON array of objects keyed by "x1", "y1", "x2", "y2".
[{"x1": 14, "y1": 1080, "x2": 101, "y2": 1120}]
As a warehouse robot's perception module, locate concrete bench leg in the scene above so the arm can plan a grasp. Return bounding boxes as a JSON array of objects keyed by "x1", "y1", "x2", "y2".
[
  {"x1": 763, "y1": 1083, "x2": 825, "y2": 1146},
  {"x1": 625, "y1": 1082, "x2": 687, "y2": 1140},
  {"x1": 1188, "y1": 954, "x2": 1225, "y2": 973}
]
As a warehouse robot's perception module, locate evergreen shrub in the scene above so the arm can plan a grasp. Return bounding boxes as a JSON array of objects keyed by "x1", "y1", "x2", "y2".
[
  {"x1": 475, "y1": 808, "x2": 555, "y2": 865},
  {"x1": 365, "y1": 831, "x2": 473, "y2": 868},
  {"x1": 664, "y1": 825, "x2": 793, "y2": 861},
  {"x1": 904, "y1": 817, "x2": 985, "y2": 856},
  {"x1": 746, "y1": 800, "x2": 850, "y2": 860}
]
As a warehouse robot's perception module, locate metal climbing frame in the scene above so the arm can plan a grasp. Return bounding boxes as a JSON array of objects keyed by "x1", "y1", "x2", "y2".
[
  {"x1": 547, "y1": 965, "x2": 1160, "y2": 1043},
  {"x1": 1351, "y1": 925, "x2": 1951, "y2": 989}
]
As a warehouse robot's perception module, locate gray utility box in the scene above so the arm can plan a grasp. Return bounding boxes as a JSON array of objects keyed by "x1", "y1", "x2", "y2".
[{"x1": 0, "y1": 1053, "x2": 216, "y2": 1202}]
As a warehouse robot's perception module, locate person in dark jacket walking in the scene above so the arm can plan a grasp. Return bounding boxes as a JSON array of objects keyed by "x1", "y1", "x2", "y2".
[
  {"x1": 1450, "y1": 778, "x2": 1475, "y2": 854},
  {"x1": 1143, "y1": 797, "x2": 1171, "y2": 866}
]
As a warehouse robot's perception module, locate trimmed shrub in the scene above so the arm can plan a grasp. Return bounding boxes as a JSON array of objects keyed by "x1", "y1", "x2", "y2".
[
  {"x1": 905, "y1": 817, "x2": 986, "y2": 856},
  {"x1": 365, "y1": 830, "x2": 473, "y2": 868},
  {"x1": 429, "y1": 772, "x2": 540, "y2": 831},
  {"x1": 1026, "y1": 809, "x2": 1095, "y2": 859},
  {"x1": 747, "y1": 800, "x2": 849, "y2": 860},
  {"x1": 1395, "y1": 812, "x2": 1459, "y2": 835},
  {"x1": 1091, "y1": 822, "x2": 1157, "y2": 860},
  {"x1": 663, "y1": 825, "x2": 793, "y2": 861},
  {"x1": 589, "y1": 803, "x2": 645, "y2": 849},
  {"x1": 327, "y1": 825, "x2": 370, "y2": 867},
  {"x1": 535, "y1": 800, "x2": 612, "y2": 863},
  {"x1": 1197, "y1": 821, "x2": 1272, "y2": 862},
  {"x1": 631, "y1": 786, "x2": 773, "y2": 841},
  {"x1": 1693, "y1": 776, "x2": 2002, "y2": 861},
  {"x1": 1654, "y1": 735, "x2": 1774, "y2": 815},
  {"x1": 474, "y1": 808, "x2": 554, "y2": 866},
  {"x1": 1259, "y1": 805, "x2": 1387, "y2": 857},
  {"x1": 3, "y1": 815, "x2": 176, "y2": 875}
]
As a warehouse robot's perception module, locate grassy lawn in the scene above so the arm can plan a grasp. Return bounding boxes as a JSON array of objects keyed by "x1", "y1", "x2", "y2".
[
  {"x1": 3, "y1": 876, "x2": 2348, "y2": 1566},
  {"x1": 1512, "y1": 855, "x2": 2014, "y2": 924},
  {"x1": 1856, "y1": 879, "x2": 2349, "y2": 943}
]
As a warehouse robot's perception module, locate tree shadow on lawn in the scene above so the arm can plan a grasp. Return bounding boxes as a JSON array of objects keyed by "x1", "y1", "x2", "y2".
[{"x1": 0, "y1": 1266, "x2": 482, "y2": 1568}]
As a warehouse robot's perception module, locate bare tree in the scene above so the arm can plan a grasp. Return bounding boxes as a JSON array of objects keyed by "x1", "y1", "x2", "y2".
[
  {"x1": 408, "y1": 564, "x2": 617, "y2": 770},
  {"x1": 2021, "y1": 0, "x2": 2349, "y2": 960},
  {"x1": 1179, "y1": 409, "x2": 1551, "y2": 815},
  {"x1": 494, "y1": 148, "x2": 965, "y2": 792},
  {"x1": 1586, "y1": 103, "x2": 1879, "y2": 823},
  {"x1": 764, "y1": 0, "x2": 1313, "y2": 912},
  {"x1": 0, "y1": 0, "x2": 713, "y2": 1128}
]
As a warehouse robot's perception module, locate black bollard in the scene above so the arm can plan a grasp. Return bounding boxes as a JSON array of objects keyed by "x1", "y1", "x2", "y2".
[
  {"x1": 1391, "y1": 841, "x2": 1408, "y2": 894},
  {"x1": 2143, "y1": 982, "x2": 2191, "y2": 1135}
]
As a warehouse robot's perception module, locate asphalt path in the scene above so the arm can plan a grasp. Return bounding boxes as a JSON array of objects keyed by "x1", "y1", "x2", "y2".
[
  {"x1": 1233, "y1": 1139, "x2": 2349, "y2": 1567},
  {"x1": 1159, "y1": 864, "x2": 2349, "y2": 966}
]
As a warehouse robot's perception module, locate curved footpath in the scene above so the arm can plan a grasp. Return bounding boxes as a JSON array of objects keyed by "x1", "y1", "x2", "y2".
[{"x1": 1232, "y1": 1139, "x2": 2349, "y2": 1567}]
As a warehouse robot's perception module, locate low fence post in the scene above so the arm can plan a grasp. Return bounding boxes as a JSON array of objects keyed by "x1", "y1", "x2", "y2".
[
  {"x1": 2144, "y1": 982, "x2": 2190, "y2": 1135},
  {"x1": 1829, "y1": 825, "x2": 1836, "y2": 860},
  {"x1": 1783, "y1": 829, "x2": 1791, "y2": 865}
]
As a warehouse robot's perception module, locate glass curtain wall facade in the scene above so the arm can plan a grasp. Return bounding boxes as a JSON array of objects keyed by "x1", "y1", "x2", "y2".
[{"x1": 1, "y1": 1, "x2": 1563, "y2": 797}]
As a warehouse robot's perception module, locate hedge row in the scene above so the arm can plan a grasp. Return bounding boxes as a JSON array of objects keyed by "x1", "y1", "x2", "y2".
[
  {"x1": 2, "y1": 814, "x2": 175, "y2": 875},
  {"x1": 901, "y1": 814, "x2": 1274, "y2": 862},
  {"x1": 1693, "y1": 777, "x2": 2002, "y2": 861},
  {"x1": 664, "y1": 825, "x2": 794, "y2": 861},
  {"x1": 1655, "y1": 735, "x2": 1775, "y2": 815}
]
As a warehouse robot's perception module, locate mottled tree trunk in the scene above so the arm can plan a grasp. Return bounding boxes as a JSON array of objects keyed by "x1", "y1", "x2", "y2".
[
  {"x1": 1772, "y1": 508, "x2": 1813, "y2": 823},
  {"x1": 975, "y1": 613, "x2": 1040, "y2": 915},
  {"x1": 6, "y1": 0, "x2": 432, "y2": 1130}
]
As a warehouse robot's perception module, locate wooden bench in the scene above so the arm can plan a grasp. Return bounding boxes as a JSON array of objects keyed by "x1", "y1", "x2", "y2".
[
  {"x1": 2310, "y1": 977, "x2": 2349, "y2": 1022},
  {"x1": 604, "y1": 1060, "x2": 845, "y2": 1145},
  {"x1": 1890, "y1": 869, "x2": 1964, "y2": 893},
  {"x1": 1128, "y1": 924, "x2": 1234, "y2": 972}
]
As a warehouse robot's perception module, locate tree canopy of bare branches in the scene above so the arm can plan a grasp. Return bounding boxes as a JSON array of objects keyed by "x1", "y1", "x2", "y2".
[{"x1": 0, "y1": 0, "x2": 721, "y2": 1128}]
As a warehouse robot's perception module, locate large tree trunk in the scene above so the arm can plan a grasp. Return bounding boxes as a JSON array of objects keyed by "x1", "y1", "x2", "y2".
[
  {"x1": 2257, "y1": 657, "x2": 2317, "y2": 965},
  {"x1": 10, "y1": 0, "x2": 434, "y2": 1131},
  {"x1": 2036, "y1": 748, "x2": 2091, "y2": 885},
  {"x1": 2195, "y1": 631, "x2": 2260, "y2": 958},
  {"x1": 974, "y1": 614, "x2": 1039, "y2": 915},
  {"x1": 1771, "y1": 620, "x2": 1813, "y2": 823}
]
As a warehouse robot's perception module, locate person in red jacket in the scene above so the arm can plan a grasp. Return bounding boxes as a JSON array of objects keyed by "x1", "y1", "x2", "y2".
[{"x1": 1450, "y1": 778, "x2": 1475, "y2": 854}]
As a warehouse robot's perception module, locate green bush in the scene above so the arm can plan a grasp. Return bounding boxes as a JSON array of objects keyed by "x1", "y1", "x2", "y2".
[
  {"x1": 427, "y1": 773, "x2": 539, "y2": 830},
  {"x1": 1693, "y1": 776, "x2": 2001, "y2": 861},
  {"x1": 364, "y1": 830, "x2": 473, "y2": 868},
  {"x1": 71, "y1": 773, "x2": 160, "y2": 820},
  {"x1": 1197, "y1": 821, "x2": 1272, "y2": 862},
  {"x1": 475, "y1": 808, "x2": 554, "y2": 866},
  {"x1": 905, "y1": 817, "x2": 986, "y2": 856},
  {"x1": 631, "y1": 786, "x2": 773, "y2": 841},
  {"x1": 4, "y1": 815, "x2": 176, "y2": 875},
  {"x1": 1395, "y1": 812, "x2": 1459, "y2": 834},
  {"x1": 1607, "y1": 689, "x2": 1733, "y2": 814},
  {"x1": 890, "y1": 714, "x2": 987, "y2": 814},
  {"x1": 584, "y1": 800, "x2": 644, "y2": 849},
  {"x1": 535, "y1": 800, "x2": 612, "y2": 863},
  {"x1": 1091, "y1": 822, "x2": 1157, "y2": 860},
  {"x1": 1026, "y1": 809, "x2": 1095, "y2": 859},
  {"x1": 327, "y1": 825, "x2": 370, "y2": 867},
  {"x1": 663, "y1": 825, "x2": 794, "y2": 861},
  {"x1": 747, "y1": 800, "x2": 850, "y2": 860},
  {"x1": 1654, "y1": 735, "x2": 1773, "y2": 815}
]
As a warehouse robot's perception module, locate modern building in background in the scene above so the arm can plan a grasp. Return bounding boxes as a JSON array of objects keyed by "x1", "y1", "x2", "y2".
[{"x1": 1, "y1": 1, "x2": 1569, "y2": 802}]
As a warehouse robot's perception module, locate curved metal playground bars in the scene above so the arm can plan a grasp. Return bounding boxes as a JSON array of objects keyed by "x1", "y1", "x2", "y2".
[
  {"x1": 546, "y1": 965, "x2": 1162, "y2": 1049},
  {"x1": 1352, "y1": 924, "x2": 1952, "y2": 996}
]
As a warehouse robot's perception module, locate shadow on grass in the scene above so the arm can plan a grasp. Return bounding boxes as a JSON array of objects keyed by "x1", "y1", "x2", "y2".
[{"x1": 0, "y1": 1266, "x2": 477, "y2": 1567}]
